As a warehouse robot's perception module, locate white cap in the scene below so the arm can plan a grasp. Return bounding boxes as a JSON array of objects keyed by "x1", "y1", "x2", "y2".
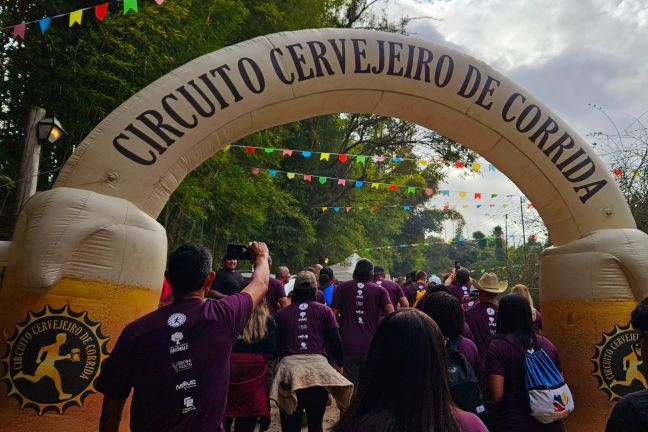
[{"x1": 428, "y1": 274, "x2": 442, "y2": 285}]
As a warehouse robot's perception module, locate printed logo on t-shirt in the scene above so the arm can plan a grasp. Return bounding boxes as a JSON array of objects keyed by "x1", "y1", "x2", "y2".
[
  {"x1": 358, "y1": 317, "x2": 364, "y2": 324},
  {"x1": 172, "y1": 359, "x2": 193, "y2": 373},
  {"x1": 376, "y1": 281, "x2": 382, "y2": 285},
  {"x1": 298, "y1": 303, "x2": 309, "y2": 311},
  {"x1": 355, "y1": 301, "x2": 364, "y2": 307},
  {"x1": 298, "y1": 312, "x2": 308, "y2": 322},
  {"x1": 175, "y1": 379, "x2": 197, "y2": 391},
  {"x1": 356, "y1": 290, "x2": 363, "y2": 298},
  {"x1": 487, "y1": 307, "x2": 495, "y2": 316},
  {"x1": 298, "y1": 325, "x2": 308, "y2": 331},
  {"x1": 168, "y1": 313, "x2": 187, "y2": 328},
  {"x1": 183, "y1": 396, "x2": 196, "y2": 413},
  {"x1": 357, "y1": 283, "x2": 365, "y2": 289},
  {"x1": 300, "y1": 342, "x2": 308, "y2": 350},
  {"x1": 170, "y1": 332, "x2": 189, "y2": 354}
]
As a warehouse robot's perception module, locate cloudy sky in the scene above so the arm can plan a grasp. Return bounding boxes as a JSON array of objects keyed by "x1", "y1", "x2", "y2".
[{"x1": 373, "y1": 0, "x2": 648, "y2": 243}]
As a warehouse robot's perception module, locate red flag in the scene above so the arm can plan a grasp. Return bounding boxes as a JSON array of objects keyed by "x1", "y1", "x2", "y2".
[
  {"x1": 389, "y1": 184, "x2": 397, "y2": 190},
  {"x1": 527, "y1": 203, "x2": 534, "y2": 209},
  {"x1": 95, "y1": 3, "x2": 108, "y2": 20},
  {"x1": 371, "y1": 205, "x2": 378, "y2": 212},
  {"x1": 13, "y1": 23, "x2": 26, "y2": 40},
  {"x1": 614, "y1": 168, "x2": 622, "y2": 177},
  {"x1": 474, "y1": 193, "x2": 481, "y2": 199},
  {"x1": 454, "y1": 161, "x2": 463, "y2": 168},
  {"x1": 443, "y1": 204, "x2": 449, "y2": 211},
  {"x1": 303, "y1": 175, "x2": 312, "y2": 182},
  {"x1": 245, "y1": 146, "x2": 255, "y2": 153},
  {"x1": 338, "y1": 154, "x2": 348, "y2": 163}
]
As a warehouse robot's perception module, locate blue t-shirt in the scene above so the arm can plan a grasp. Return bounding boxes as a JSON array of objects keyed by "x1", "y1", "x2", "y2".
[{"x1": 322, "y1": 283, "x2": 334, "y2": 306}]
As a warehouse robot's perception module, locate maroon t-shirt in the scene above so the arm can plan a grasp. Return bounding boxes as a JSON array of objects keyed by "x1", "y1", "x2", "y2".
[
  {"x1": 96, "y1": 294, "x2": 253, "y2": 432},
  {"x1": 486, "y1": 334, "x2": 565, "y2": 432},
  {"x1": 376, "y1": 279, "x2": 405, "y2": 308},
  {"x1": 331, "y1": 280, "x2": 391, "y2": 357},
  {"x1": 448, "y1": 283, "x2": 472, "y2": 303},
  {"x1": 275, "y1": 301, "x2": 338, "y2": 357},
  {"x1": 265, "y1": 277, "x2": 287, "y2": 316},
  {"x1": 464, "y1": 301, "x2": 498, "y2": 360}
]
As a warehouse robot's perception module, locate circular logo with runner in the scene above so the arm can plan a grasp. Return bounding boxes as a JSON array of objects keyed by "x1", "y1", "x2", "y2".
[
  {"x1": 487, "y1": 307, "x2": 495, "y2": 316},
  {"x1": 591, "y1": 323, "x2": 648, "y2": 401},
  {"x1": 299, "y1": 303, "x2": 309, "y2": 311},
  {"x1": 167, "y1": 312, "x2": 187, "y2": 328},
  {"x1": 357, "y1": 283, "x2": 364, "y2": 289},
  {"x1": 1, "y1": 305, "x2": 109, "y2": 414}
]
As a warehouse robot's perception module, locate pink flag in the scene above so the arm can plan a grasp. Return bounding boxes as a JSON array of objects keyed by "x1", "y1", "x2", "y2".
[
  {"x1": 337, "y1": 179, "x2": 346, "y2": 186},
  {"x1": 282, "y1": 149, "x2": 293, "y2": 156},
  {"x1": 304, "y1": 175, "x2": 312, "y2": 182},
  {"x1": 425, "y1": 188, "x2": 433, "y2": 196},
  {"x1": 251, "y1": 168, "x2": 260, "y2": 174},
  {"x1": 13, "y1": 23, "x2": 26, "y2": 40},
  {"x1": 346, "y1": 207, "x2": 352, "y2": 213}
]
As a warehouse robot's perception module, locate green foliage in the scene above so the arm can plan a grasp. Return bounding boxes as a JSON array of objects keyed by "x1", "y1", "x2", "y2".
[{"x1": 1, "y1": 0, "x2": 483, "y2": 275}]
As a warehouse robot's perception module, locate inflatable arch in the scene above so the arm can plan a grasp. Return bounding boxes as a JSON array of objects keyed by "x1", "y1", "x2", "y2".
[{"x1": 1, "y1": 29, "x2": 648, "y2": 431}]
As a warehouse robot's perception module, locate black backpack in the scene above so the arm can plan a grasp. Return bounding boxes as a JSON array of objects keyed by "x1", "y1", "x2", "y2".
[{"x1": 446, "y1": 336, "x2": 487, "y2": 416}]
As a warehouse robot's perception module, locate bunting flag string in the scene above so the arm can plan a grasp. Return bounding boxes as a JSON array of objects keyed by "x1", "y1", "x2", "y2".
[
  {"x1": 249, "y1": 166, "x2": 526, "y2": 199},
  {"x1": 351, "y1": 233, "x2": 532, "y2": 254},
  {"x1": 2, "y1": 0, "x2": 164, "y2": 41},
  {"x1": 232, "y1": 145, "x2": 629, "y2": 180},
  {"x1": 232, "y1": 144, "x2": 498, "y2": 174},
  {"x1": 319, "y1": 201, "x2": 534, "y2": 213}
]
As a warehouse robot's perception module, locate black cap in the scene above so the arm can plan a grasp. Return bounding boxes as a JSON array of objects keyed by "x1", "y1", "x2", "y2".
[
  {"x1": 320, "y1": 266, "x2": 334, "y2": 279},
  {"x1": 373, "y1": 265, "x2": 385, "y2": 275}
]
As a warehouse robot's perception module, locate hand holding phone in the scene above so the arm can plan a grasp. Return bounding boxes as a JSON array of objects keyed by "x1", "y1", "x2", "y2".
[{"x1": 226, "y1": 244, "x2": 251, "y2": 260}]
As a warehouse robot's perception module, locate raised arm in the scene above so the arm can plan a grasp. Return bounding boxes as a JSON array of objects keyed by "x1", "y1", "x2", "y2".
[{"x1": 241, "y1": 242, "x2": 270, "y2": 307}]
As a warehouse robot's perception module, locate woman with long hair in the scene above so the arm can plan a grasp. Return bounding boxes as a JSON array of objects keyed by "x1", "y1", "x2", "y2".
[
  {"x1": 225, "y1": 301, "x2": 277, "y2": 432},
  {"x1": 511, "y1": 284, "x2": 542, "y2": 332},
  {"x1": 486, "y1": 294, "x2": 565, "y2": 431},
  {"x1": 334, "y1": 309, "x2": 487, "y2": 432}
]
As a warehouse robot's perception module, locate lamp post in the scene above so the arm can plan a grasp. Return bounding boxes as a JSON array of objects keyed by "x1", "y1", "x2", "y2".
[{"x1": 14, "y1": 106, "x2": 67, "y2": 217}]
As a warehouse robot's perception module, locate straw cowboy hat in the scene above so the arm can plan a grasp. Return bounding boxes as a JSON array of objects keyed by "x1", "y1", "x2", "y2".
[{"x1": 473, "y1": 272, "x2": 508, "y2": 294}]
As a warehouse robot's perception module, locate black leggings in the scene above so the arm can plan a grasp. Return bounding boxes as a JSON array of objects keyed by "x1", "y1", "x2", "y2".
[
  {"x1": 224, "y1": 416, "x2": 258, "y2": 432},
  {"x1": 279, "y1": 386, "x2": 329, "y2": 432}
]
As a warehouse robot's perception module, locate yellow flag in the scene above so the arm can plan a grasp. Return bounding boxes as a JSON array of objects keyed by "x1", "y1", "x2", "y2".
[
  {"x1": 69, "y1": 9, "x2": 83, "y2": 27},
  {"x1": 371, "y1": 183, "x2": 380, "y2": 189},
  {"x1": 321, "y1": 207, "x2": 327, "y2": 212},
  {"x1": 320, "y1": 153, "x2": 330, "y2": 161},
  {"x1": 472, "y1": 162, "x2": 481, "y2": 172},
  {"x1": 459, "y1": 191, "x2": 467, "y2": 198}
]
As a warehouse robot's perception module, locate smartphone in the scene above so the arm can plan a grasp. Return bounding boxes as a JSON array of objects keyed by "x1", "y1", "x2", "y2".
[
  {"x1": 454, "y1": 261, "x2": 461, "y2": 271},
  {"x1": 226, "y1": 244, "x2": 251, "y2": 260}
]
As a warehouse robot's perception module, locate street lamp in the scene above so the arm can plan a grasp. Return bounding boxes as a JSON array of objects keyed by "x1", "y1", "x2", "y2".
[{"x1": 37, "y1": 115, "x2": 67, "y2": 144}]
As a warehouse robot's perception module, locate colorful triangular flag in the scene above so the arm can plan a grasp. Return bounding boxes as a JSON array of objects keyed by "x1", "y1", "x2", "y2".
[
  {"x1": 39, "y1": 17, "x2": 51, "y2": 33},
  {"x1": 69, "y1": 9, "x2": 83, "y2": 26},
  {"x1": 12, "y1": 23, "x2": 26, "y2": 40},
  {"x1": 124, "y1": 0, "x2": 139, "y2": 14},
  {"x1": 320, "y1": 152, "x2": 330, "y2": 161},
  {"x1": 95, "y1": 3, "x2": 108, "y2": 20}
]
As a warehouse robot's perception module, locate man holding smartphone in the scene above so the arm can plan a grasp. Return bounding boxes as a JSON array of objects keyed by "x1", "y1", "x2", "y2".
[{"x1": 97, "y1": 241, "x2": 270, "y2": 432}]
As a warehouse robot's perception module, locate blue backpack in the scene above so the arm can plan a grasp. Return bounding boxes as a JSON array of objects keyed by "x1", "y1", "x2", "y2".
[{"x1": 523, "y1": 343, "x2": 574, "y2": 423}]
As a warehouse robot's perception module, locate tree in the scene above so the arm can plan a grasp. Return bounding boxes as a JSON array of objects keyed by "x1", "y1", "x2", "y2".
[{"x1": 589, "y1": 105, "x2": 648, "y2": 233}]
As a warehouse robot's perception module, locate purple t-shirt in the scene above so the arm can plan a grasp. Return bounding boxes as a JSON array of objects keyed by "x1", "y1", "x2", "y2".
[
  {"x1": 464, "y1": 301, "x2": 498, "y2": 360},
  {"x1": 449, "y1": 283, "x2": 472, "y2": 304},
  {"x1": 486, "y1": 334, "x2": 565, "y2": 432},
  {"x1": 331, "y1": 280, "x2": 391, "y2": 357},
  {"x1": 376, "y1": 279, "x2": 405, "y2": 308},
  {"x1": 96, "y1": 294, "x2": 253, "y2": 432},
  {"x1": 455, "y1": 336, "x2": 481, "y2": 380},
  {"x1": 334, "y1": 407, "x2": 487, "y2": 431},
  {"x1": 275, "y1": 301, "x2": 338, "y2": 357},
  {"x1": 265, "y1": 277, "x2": 287, "y2": 316}
]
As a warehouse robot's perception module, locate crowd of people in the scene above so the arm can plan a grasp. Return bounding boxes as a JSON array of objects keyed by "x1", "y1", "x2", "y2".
[{"x1": 96, "y1": 242, "x2": 648, "y2": 432}]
